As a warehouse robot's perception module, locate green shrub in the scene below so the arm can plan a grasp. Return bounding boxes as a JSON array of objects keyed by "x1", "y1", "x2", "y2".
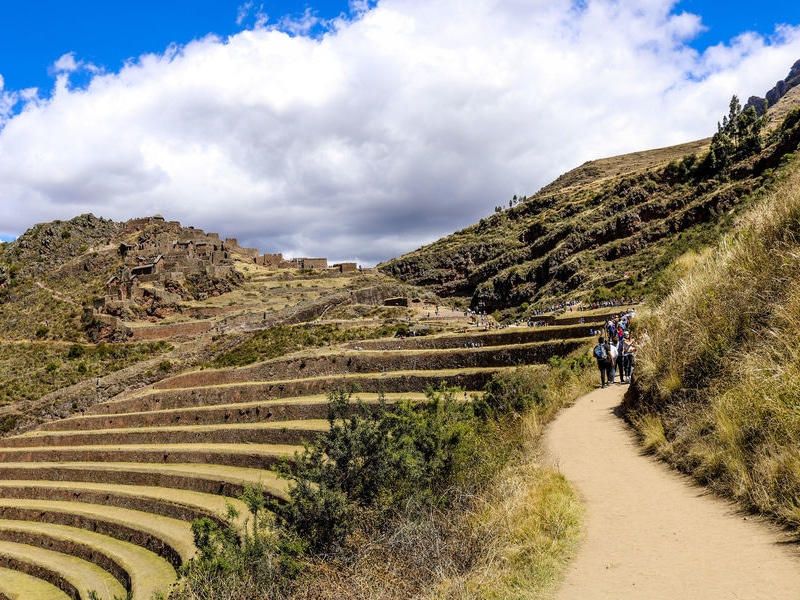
[
  {"x1": 271, "y1": 385, "x2": 490, "y2": 553},
  {"x1": 590, "y1": 285, "x2": 613, "y2": 302},
  {"x1": 67, "y1": 344, "x2": 86, "y2": 359},
  {"x1": 0, "y1": 414, "x2": 20, "y2": 433},
  {"x1": 477, "y1": 368, "x2": 546, "y2": 418}
]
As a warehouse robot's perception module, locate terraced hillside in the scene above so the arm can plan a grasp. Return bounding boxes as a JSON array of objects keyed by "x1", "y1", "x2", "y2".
[
  {"x1": 0, "y1": 302, "x2": 623, "y2": 599},
  {"x1": 379, "y1": 62, "x2": 800, "y2": 313}
]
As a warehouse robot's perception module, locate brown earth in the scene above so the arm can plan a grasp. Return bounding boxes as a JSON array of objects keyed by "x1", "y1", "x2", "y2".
[{"x1": 544, "y1": 384, "x2": 800, "y2": 599}]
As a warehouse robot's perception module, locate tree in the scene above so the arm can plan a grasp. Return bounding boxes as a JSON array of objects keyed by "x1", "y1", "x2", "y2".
[{"x1": 709, "y1": 95, "x2": 768, "y2": 174}]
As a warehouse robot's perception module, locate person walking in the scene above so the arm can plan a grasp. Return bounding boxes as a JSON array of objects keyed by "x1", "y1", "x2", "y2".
[
  {"x1": 622, "y1": 331, "x2": 637, "y2": 381},
  {"x1": 593, "y1": 336, "x2": 613, "y2": 388},
  {"x1": 608, "y1": 336, "x2": 618, "y2": 383}
]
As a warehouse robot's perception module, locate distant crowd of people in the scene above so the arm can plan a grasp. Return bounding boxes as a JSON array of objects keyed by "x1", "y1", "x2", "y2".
[
  {"x1": 579, "y1": 298, "x2": 641, "y2": 311},
  {"x1": 592, "y1": 309, "x2": 648, "y2": 388}
]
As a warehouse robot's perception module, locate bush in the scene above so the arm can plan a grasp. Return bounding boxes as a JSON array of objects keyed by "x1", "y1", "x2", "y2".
[
  {"x1": 174, "y1": 355, "x2": 596, "y2": 599},
  {"x1": 271, "y1": 385, "x2": 485, "y2": 553},
  {"x1": 477, "y1": 367, "x2": 547, "y2": 418},
  {"x1": 67, "y1": 344, "x2": 86, "y2": 359}
]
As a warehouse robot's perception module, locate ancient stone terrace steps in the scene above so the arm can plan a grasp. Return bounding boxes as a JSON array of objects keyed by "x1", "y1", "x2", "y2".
[
  {"x1": 0, "y1": 499, "x2": 194, "y2": 568},
  {"x1": 0, "y1": 565, "x2": 69, "y2": 600},
  {"x1": 0, "y1": 441, "x2": 299, "y2": 470},
  {"x1": 0, "y1": 480, "x2": 251, "y2": 528},
  {"x1": 0, "y1": 312, "x2": 621, "y2": 598},
  {"x1": 343, "y1": 323, "x2": 598, "y2": 350},
  {"x1": 0, "y1": 540, "x2": 126, "y2": 600},
  {"x1": 38, "y1": 391, "x2": 444, "y2": 432},
  {"x1": 0, "y1": 463, "x2": 287, "y2": 499},
  {"x1": 0, "y1": 520, "x2": 177, "y2": 600},
  {"x1": 151, "y1": 336, "x2": 590, "y2": 390},
  {"x1": 0, "y1": 419, "x2": 330, "y2": 447}
]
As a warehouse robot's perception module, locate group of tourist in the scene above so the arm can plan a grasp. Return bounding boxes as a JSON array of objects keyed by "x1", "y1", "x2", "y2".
[{"x1": 593, "y1": 309, "x2": 643, "y2": 388}]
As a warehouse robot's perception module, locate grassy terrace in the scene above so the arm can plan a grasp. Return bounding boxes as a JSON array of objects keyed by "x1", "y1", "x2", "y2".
[
  {"x1": 0, "y1": 420, "x2": 330, "y2": 446},
  {"x1": 0, "y1": 540, "x2": 126, "y2": 600},
  {"x1": 0, "y1": 564, "x2": 69, "y2": 600},
  {"x1": 0, "y1": 480, "x2": 250, "y2": 527},
  {"x1": 0, "y1": 262, "x2": 627, "y2": 598},
  {"x1": 0, "y1": 520, "x2": 176, "y2": 599}
]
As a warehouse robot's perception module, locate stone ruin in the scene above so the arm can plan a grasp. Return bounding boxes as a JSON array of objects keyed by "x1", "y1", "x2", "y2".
[
  {"x1": 101, "y1": 216, "x2": 243, "y2": 307},
  {"x1": 88, "y1": 216, "x2": 369, "y2": 332}
]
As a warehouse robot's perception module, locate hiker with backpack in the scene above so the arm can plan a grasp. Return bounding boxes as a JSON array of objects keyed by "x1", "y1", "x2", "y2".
[{"x1": 594, "y1": 336, "x2": 613, "y2": 388}]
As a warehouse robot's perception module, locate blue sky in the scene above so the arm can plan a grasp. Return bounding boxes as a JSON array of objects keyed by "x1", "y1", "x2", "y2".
[
  {"x1": 0, "y1": 1, "x2": 799, "y2": 262},
  {"x1": 679, "y1": 1, "x2": 800, "y2": 51},
  {"x1": 1, "y1": 1, "x2": 795, "y2": 96},
  {"x1": 0, "y1": 2, "x2": 356, "y2": 93}
]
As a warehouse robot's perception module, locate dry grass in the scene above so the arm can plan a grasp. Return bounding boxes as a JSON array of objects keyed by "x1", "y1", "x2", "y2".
[
  {"x1": 285, "y1": 417, "x2": 583, "y2": 600},
  {"x1": 629, "y1": 412, "x2": 669, "y2": 456},
  {"x1": 631, "y1": 154, "x2": 800, "y2": 527},
  {"x1": 540, "y1": 138, "x2": 711, "y2": 195},
  {"x1": 440, "y1": 420, "x2": 582, "y2": 600}
]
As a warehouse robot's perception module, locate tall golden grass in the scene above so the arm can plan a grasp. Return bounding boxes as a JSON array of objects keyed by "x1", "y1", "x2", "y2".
[{"x1": 630, "y1": 155, "x2": 800, "y2": 527}]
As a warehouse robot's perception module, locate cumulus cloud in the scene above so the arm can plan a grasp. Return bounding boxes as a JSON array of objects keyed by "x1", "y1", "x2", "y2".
[{"x1": 0, "y1": 0, "x2": 799, "y2": 265}]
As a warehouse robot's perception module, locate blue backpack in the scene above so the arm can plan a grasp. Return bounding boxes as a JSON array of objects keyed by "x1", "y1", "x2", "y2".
[{"x1": 594, "y1": 343, "x2": 608, "y2": 360}]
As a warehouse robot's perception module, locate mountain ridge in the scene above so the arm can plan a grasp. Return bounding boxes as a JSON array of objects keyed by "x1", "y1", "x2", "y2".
[{"x1": 379, "y1": 61, "x2": 800, "y2": 316}]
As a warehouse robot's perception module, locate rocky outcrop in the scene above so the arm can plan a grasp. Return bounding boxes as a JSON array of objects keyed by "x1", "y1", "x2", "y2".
[{"x1": 746, "y1": 59, "x2": 800, "y2": 115}]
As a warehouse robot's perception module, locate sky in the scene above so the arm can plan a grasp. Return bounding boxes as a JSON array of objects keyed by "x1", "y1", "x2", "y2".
[{"x1": 1, "y1": 1, "x2": 800, "y2": 265}]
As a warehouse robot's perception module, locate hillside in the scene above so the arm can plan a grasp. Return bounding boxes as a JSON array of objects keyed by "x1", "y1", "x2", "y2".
[
  {"x1": 0, "y1": 216, "x2": 417, "y2": 428},
  {"x1": 0, "y1": 211, "x2": 608, "y2": 598},
  {"x1": 627, "y1": 150, "x2": 800, "y2": 533},
  {"x1": 1, "y1": 58, "x2": 800, "y2": 600},
  {"x1": 379, "y1": 62, "x2": 800, "y2": 316}
]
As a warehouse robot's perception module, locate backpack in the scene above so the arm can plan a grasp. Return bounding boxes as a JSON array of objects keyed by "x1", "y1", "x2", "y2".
[{"x1": 593, "y1": 343, "x2": 608, "y2": 361}]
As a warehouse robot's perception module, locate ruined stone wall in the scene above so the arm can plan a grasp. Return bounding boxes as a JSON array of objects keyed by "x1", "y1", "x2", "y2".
[
  {"x1": 257, "y1": 253, "x2": 283, "y2": 268},
  {"x1": 333, "y1": 262, "x2": 357, "y2": 273},
  {"x1": 128, "y1": 321, "x2": 215, "y2": 342},
  {"x1": 303, "y1": 258, "x2": 328, "y2": 270}
]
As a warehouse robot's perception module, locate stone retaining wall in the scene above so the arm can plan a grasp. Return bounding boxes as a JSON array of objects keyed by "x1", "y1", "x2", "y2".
[
  {"x1": 0, "y1": 506, "x2": 183, "y2": 569},
  {"x1": 129, "y1": 321, "x2": 214, "y2": 341},
  {"x1": 155, "y1": 341, "x2": 578, "y2": 389},
  {"x1": 0, "y1": 529, "x2": 130, "y2": 593}
]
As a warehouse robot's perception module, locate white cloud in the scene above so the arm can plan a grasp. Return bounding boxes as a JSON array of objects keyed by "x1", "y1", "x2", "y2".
[
  {"x1": 52, "y1": 53, "x2": 80, "y2": 73},
  {"x1": 236, "y1": 2, "x2": 254, "y2": 26},
  {"x1": 1, "y1": 0, "x2": 799, "y2": 265}
]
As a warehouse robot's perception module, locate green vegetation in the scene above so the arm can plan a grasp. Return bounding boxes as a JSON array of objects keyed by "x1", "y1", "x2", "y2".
[
  {"x1": 211, "y1": 323, "x2": 406, "y2": 368},
  {"x1": 628, "y1": 153, "x2": 800, "y2": 529},
  {"x1": 174, "y1": 356, "x2": 593, "y2": 599},
  {"x1": 707, "y1": 95, "x2": 769, "y2": 175},
  {"x1": 0, "y1": 340, "x2": 171, "y2": 407},
  {"x1": 273, "y1": 385, "x2": 500, "y2": 553}
]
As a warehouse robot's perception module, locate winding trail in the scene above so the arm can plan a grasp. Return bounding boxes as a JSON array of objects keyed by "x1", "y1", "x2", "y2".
[{"x1": 543, "y1": 384, "x2": 800, "y2": 600}]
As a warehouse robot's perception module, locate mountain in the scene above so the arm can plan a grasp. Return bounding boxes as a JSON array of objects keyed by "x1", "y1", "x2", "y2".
[
  {"x1": 379, "y1": 62, "x2": 800, "y2": 317},
  {"x1": 2, "y1": 59, "x2": 800, "y2": 600},
  {"x1": 0, "y1": 214, "x2": 247, "y2": 342}
]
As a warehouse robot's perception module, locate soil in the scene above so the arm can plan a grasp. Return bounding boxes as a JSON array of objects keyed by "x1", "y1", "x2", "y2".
[{"x1": 543, "y1": 383, "x2": 800, "y2": 600}]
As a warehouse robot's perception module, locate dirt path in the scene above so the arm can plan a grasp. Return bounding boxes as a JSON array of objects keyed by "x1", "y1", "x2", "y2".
[{"x1": 543, "y1": 384, "x2": 800, "y2": 599}]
